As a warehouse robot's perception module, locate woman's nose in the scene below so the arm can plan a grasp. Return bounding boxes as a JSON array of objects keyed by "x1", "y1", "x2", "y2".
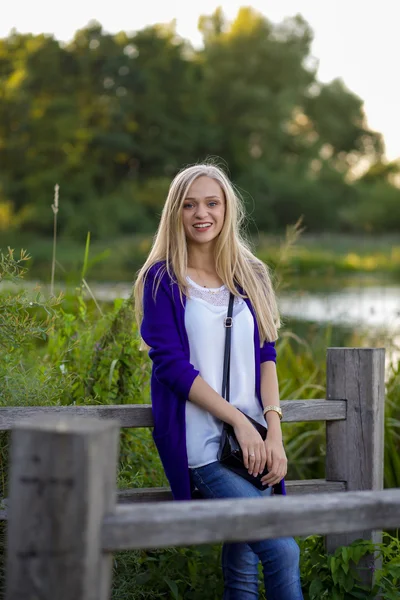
[{"x1": 194, "y1": 204, "x2": 208, "y2": 219}]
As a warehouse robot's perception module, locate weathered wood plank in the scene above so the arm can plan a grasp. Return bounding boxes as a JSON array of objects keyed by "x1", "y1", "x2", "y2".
[
  {"x1": 102, "y1": 488, "x2": 400, "y2": 551},
  {"x1": 284, "y1": 479, "x2": 346, "y2": 494},
  {"x1": 0, "y1": 399, "x2": 346, "y2": 431},
  {"x1": 281, "y1": 399, "x2": 346, "y2": 422},
  {"x1": 6, "y1": 416, "x2": 119, "y2": 600},
  {"x1": 326, "y1": 348, "x2": 385, "y2": 546},
  {"x1": 0, "y1": 480, "x2": 347, "y2": 518},
  {"x1": 325, "y1": 347, "x2": 385, "y2": 586},
  {"x1": 117, "y1": 479, "x2": 346, "y2": 503},
  {"x1": 118, "y1": 487, "x2": 173, "y2": 503},
  {"x1": 0, "y1": 405, "x2": 153, "y2": 429}
]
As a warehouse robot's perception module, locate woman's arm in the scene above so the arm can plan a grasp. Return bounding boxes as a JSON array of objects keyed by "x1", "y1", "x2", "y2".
[
  {"x1": 141, "y1": 269, "x2": 200, "y2": 400},
  {"x1": 260, "y1": 361, "x2": 282, "y2": 439},
  {"x1": 190, "y1": 376, "x2": 268, "y2": 473},
  {"x1": 259, "y1": 361, "x2": 288, "y2": 486},
  {"x1": 189, "y1": 376, "x2": 242, "y2": 426}
]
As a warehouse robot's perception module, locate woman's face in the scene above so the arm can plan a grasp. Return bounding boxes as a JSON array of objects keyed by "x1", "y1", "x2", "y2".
[{"x1": 181, "y1": 176, "x2": 226, "y2": 249}]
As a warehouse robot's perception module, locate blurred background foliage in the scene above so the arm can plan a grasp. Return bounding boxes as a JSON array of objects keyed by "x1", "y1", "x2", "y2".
[{"x1": 1, "y1": 6, "x2": 400, "y2": 247}]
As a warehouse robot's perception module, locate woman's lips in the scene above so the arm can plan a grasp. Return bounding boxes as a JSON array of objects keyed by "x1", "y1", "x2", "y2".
[{"x1": 193, "y1": 223, "x2": 212, "y2": 232}]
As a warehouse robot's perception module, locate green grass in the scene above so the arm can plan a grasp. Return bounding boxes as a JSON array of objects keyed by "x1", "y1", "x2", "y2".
[{"x1": 256, "y1": 232, "x2": 400, "y2": 281}]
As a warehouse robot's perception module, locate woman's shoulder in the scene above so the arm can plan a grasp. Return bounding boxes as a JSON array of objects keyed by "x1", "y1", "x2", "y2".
[
  {"x1": 145, "y1": 261, "x2": 177, "y2": 291},
  {"x1": 146, "y1": 260, "x2": 167, "y2": 280}
]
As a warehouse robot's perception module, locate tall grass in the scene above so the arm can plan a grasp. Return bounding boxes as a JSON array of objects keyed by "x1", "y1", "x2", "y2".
[
  {"x1": 50, "y1": 183, "x2": 59, "y2": 296},
  {"x1": 384, "y1": 358, "x2": 400, "y2": 489}
]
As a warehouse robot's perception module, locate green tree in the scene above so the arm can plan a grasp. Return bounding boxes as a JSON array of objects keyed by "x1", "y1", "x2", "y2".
[
  {"x1": 198, "y1": 8, "x2": 315, "y2": 174},
  {"x1": 0, "y1": 9, "x2": 396, "y2": 238},
  {"x1": 303, "y1": 78, "x2": 384, "y2": 172}
]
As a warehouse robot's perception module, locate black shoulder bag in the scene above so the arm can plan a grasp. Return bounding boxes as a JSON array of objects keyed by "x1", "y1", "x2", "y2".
[{"x1": 217, "y1": 293, "x2": 270, "y2": 490}]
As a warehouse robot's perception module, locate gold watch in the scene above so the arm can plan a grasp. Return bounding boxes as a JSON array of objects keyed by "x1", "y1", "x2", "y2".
[{"x1": 262, "y1": 405, "x2": 283, "y2": 421}]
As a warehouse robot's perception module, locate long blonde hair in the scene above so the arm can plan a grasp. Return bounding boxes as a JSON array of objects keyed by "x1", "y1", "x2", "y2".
[{"x1": 133, "y1": 162, "x2": 280, "y2": 344}]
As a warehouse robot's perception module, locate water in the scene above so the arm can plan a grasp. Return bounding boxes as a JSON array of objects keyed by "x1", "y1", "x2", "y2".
[
  {"x1": 278, "y1": 284, "x2": 400, "y2": 369},
  {"x1": 278, "y1": 285, "x2": 400, "y2": 331}
]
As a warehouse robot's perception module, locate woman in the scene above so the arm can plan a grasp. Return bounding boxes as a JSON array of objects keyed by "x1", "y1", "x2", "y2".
[{"x1": 134, "y1": 163, "x2": 303, "y2": 599}]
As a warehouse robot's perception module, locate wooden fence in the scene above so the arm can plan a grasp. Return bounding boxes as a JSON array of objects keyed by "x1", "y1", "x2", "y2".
[{"x1": 3, "y1": 347, "x2": 395, "y2": 599}]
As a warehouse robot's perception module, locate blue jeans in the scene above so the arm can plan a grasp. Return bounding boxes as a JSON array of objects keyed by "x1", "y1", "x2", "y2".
[{"x1": 190, "y1": 461, "x2": 303, "y2": 600}]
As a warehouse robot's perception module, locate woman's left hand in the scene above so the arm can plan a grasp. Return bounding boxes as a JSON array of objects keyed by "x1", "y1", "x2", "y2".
[{"x1": 260, "y1": 435, "x2": 287, "y2": 487}]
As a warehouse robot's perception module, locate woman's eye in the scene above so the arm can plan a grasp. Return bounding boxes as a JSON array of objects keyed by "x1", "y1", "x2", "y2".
[
  {"x1": 183, "y1": 203, "x2": 194, "y2": 209},
  {"x1": 209, "y1": 202, "x2": 217, "y2": 207}
]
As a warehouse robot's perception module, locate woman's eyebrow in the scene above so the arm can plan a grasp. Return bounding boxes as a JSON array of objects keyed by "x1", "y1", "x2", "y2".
[{"x1": 185, "y1": 195, "x2": 221, "y2": 200}]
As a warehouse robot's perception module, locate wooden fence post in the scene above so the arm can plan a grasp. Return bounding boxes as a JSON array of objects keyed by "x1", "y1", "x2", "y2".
[
  {"x1": 325, "y1": 347, "x2": 385, "y2": 581},
  {"x1": 6, "y1": 415, "x2": 119, "y2": 600}
]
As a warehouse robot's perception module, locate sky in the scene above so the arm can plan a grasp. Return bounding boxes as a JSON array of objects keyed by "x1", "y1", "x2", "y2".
[{"x1": 1, "y1": 0, "x2": 399, "y2": 161}]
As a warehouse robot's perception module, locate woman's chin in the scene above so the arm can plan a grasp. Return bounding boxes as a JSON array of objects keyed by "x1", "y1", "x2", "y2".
[{"x1": 189, "y1": 234, "x2": 218, "y2": 247}]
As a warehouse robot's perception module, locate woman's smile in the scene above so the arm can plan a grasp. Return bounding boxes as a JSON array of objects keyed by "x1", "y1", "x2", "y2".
[{"x1": 193, "y1": 222, "x2": 213, "y2": 232}]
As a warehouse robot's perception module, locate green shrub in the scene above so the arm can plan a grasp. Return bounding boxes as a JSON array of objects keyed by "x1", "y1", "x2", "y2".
[
  {"x1": 110, "y1": 534, "x2": 400, "y2": 599},
  {"x1": 300, "y1": 533, "x2": 400, "y2": 600}
]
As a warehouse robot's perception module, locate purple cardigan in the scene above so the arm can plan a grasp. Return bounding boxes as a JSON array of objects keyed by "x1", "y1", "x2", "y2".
[{"x1": 141, "y1": 262, "x2": 286, "y2": 500}]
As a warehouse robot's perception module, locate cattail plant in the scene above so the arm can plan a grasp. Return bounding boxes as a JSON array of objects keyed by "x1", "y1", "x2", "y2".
[{"x1": 50, "y1": 183, "x2": 59, "y2": 296}]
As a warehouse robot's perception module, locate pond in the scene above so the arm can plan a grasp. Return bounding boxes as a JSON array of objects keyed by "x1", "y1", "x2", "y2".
[
  {"x1": 278, "y1": 283, "x2": 400, "y2": 371},
  {"x1": 278, "y1": 285, "x2": 400, "y2": 331}
]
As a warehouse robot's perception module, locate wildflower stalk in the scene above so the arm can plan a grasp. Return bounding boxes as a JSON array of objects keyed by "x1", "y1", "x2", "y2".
[
  {"x1": 273, "y1": 216, "x2": 305, "y2": 293},
  {"x1": 50, "y1": 184, "x2": 59, "y2": 296}
]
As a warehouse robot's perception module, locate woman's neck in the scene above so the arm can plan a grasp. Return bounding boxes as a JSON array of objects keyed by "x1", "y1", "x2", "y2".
[{"x1": 187, "y1": 245, "x2": 216, "y2": 273}]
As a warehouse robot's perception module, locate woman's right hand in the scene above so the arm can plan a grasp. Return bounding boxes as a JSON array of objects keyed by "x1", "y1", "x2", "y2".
[{"x1": 232, "y1": 412, "x2": 267, "y2": 477}]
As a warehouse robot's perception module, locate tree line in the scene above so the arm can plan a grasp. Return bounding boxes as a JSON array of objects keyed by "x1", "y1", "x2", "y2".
[{"x1": 1, "y1": 6, "x2": 399, "y2": 239}]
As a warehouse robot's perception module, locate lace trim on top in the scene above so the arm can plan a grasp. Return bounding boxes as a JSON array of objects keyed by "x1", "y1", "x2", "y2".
[{"x1": 186, "y1": 276, "x2": 242, "y2": 307}]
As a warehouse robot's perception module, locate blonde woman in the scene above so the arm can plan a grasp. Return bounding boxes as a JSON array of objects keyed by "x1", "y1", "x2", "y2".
[{"x1": 134, "y1": 163, "x2": 303, "y2": 599}]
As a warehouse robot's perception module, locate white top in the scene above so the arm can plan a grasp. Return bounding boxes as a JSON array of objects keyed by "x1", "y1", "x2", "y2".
[{"x1": 184, "y1": 276, "x2": 266, "y2": 468}]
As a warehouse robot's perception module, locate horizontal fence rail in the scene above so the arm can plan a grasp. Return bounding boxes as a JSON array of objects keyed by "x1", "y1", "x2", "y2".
[
  {"x1": 0, "y1": 480, "x2": 347, "y2": 520},
  {"x1": 0, "y1": 399, "x2": 347, "y2": 430},
  {"x1": 102, "y1": 488, "x2": 400, "y2": 551},
  {"x1": 117, "y1": 479, "x2": 347, "y2": 503}
]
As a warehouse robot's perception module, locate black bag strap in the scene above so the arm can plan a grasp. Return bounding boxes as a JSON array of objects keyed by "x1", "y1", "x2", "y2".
[{"x1": 221, "y1": 293, "x2": 235, "y2": 402}]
